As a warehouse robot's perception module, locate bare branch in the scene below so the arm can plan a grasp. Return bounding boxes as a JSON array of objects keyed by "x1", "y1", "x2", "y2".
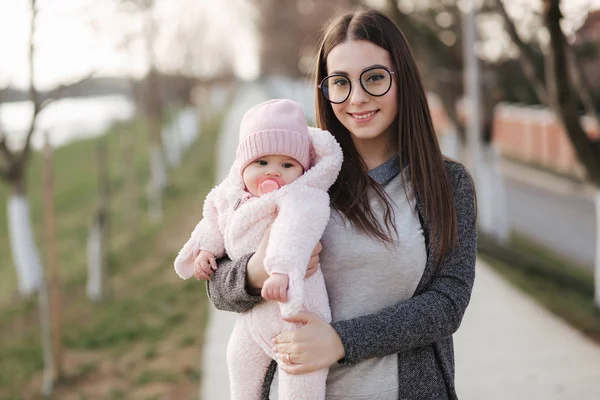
[
  {"x1": 0, "y1": 121, "x2": 14, "y2": 183},
  {"x1": 39, "y1": 72, "x2": 96, "y2": 113},
  {"x1": 20, "y1": 72, "x2": 95, "y2": 167},
  {"x1": 0, "y1": 132, "x2": 15, "y2": 165},
  {"x1": 493, "y1": 0, "x2": 549, "y2": 104},
  {"x1": 567, "y1": 46, "x2": 600, "y2": 127},
  {"x1": 386, "y1": 0, "x2": 462, "y2": 70},
  {"x1": 385, "y1": 0, "x2": 466, "y2": 142},
  {"x1": 22, "y1": 0, "x2": 39, "y2": 167}
]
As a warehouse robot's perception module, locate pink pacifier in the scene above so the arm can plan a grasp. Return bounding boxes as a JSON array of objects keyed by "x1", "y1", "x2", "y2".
[{"x1": 260, "y1": 179, "x2": 280, "y2": 194}]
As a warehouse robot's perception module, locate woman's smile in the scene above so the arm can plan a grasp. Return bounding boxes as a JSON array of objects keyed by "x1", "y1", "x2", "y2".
[{"x1": 348, "y1": 110, "x2": 379, "y2": 123}]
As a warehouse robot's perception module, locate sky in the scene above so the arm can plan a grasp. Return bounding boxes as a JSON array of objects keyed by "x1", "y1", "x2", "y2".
[
  {"x1": 0, "y1": 0, "x2": 598, "y2": 90},
  {"x1": 0, "y1": 0, "x2": 260, "y2": 89}
]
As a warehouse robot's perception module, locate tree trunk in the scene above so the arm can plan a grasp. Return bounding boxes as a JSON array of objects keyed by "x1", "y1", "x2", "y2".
[
  {"x1": 87, "y1": 138, "x2": 111, "y2": 301},
  {"x1": 147, "y1": 179, "x2": 163, "y2": 223},
  {"x1": 595, "y1": 188, "x2": 600, "y2": 306},
  {"x1": 7, "y1": 184, "x2": 43, "y2": 296},
  {"x1": 162, "y1": 124, "x2": 182, "y2": 169},
  {"x1": 37, "y1": 272, "x2": 54, "y2": 396},
  {"x1": 124, "y1": 97, "x2": 139, "y2": 234},
  {"x1": 147, "y1": 142, "x2": 165, "y2": 223},
  {"x1": 542, "y1": 0, "x2": 600, "y2": 308},
  {"x1": 493, "y1": 0, "x2": 548, "y2": 104},
  {"x1": 179, "y1": 107, "x2": 200, "y2": 148},
  {"x1": 480, "y1": 144, "x2": 510, "y2": 243},
  {"x1": 543, "y1": 0, "x2": 600, "y2": 186},
  {"x1": 41, "y1": 134, "x2": 62, "y2": 379},
  {"x1": 87, "y1": 218, "x2": 103, "y2": 301},
  {"x1": 440, "y1": 126, "x2": 462, "y2": 160},
  {"x1": 147, "y1": 143, "x2": 166, "y2": 222}
]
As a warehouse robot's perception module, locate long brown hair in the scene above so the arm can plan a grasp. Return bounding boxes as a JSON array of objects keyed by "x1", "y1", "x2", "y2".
[{"x1": 314, "y1": 7, "x2": 458, "y2": 267}]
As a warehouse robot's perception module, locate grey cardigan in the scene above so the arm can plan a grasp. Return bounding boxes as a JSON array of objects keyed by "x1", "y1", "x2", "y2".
[{"x1": 206, "y1": 159, "x2": 477, "y2": 400}]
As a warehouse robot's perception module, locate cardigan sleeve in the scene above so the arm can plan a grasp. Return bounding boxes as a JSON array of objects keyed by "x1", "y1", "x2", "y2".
[
  {"x1": 206, "y1": 253, "x2": 265, "y2": 313},
  {"x1": 331, "y1": 164, "x2": 477, "y2": 365}
]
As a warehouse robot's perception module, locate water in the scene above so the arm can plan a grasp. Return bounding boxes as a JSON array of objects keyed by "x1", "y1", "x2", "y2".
[{"x1": 0, "y1": 95, "x2": 135, "y2": 150}]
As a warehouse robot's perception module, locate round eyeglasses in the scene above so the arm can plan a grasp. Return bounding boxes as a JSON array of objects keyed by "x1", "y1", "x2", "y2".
[{"x1": 318, "y1": 66, "x2": 395, "y2": 104}]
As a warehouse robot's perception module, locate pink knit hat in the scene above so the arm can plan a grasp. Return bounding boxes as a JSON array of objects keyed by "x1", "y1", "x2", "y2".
[{"x1": 237, "y1": 99, "x2": 311, "y2": 172}]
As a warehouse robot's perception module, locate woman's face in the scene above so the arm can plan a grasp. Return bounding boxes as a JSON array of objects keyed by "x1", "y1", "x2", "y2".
[{"x1": 325, "y1": 40, "x2": 398, "y2": 146}]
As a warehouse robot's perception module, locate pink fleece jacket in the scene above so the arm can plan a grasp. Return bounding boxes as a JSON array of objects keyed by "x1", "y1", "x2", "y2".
[{"x1": 174, "y1": 127, "x2": 343, "y2": 318}]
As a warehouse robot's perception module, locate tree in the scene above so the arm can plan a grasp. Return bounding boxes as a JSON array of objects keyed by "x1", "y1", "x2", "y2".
[
  {"x1": 384, "y1": 0, "x2": 469, "y2": 143},
  {"x1": 0, "y1": 0, "x2": 92, "y2": 296},
  {"x1": 0, "y1": 0, "x2": 92, "y2": 392},
  {"x1": 256, "y1": 0, "x2": 355, "y2": 78},
  {"x1": 494, "y1": 0, "x2": 600, "y2": 306},
  {"x1": 119, "y1": 0, "x2": 167, "y2": 222},
  {"x1": 382, "y1": 0, "x2": 510, "y2": 242}
]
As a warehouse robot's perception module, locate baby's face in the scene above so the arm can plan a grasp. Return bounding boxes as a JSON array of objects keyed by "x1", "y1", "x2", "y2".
[{"x1": 242, "y1": 154, "x2": 304, "y2": 197}]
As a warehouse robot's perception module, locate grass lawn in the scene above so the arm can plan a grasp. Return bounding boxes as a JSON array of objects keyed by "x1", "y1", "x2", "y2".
[{"x1": 0, "y1": 110, "x2": 222, "y2": 399}]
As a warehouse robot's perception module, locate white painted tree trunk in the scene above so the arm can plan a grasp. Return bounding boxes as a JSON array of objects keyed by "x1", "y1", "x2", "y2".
[
  {"x1": 162, "y1": 125, "x2": 182, "y2": 169},
  {"x1": 478, "y1": 145, "x2": 510, "y2": 243},
  {"x1": 86, "y1": 219, "x2": 102, "y2": 301},
  {"x1": 8, "y1": 195, "x2": 43, "y2": 296},
  {"x1": 440, "y1": 127, "x2": 461, "y2": 160},
  {"x1": 594, "y1": 188, "x2": 600, "y2": 308},
  {"x1": 147, "y1": 144, "x2": 166, "y2": 223},
  {"x1": 487, "y1": 145, "x2": 510, "y2": 244},
  {"x1": 9, "y1": 197, "x2": 55, "y2": 393},
  {"x1": 150, "y1": 144, "x2": 167, "y2": 190},
  {"x1": 147, "y1": 180, "x2": 163, "y2": 223},
  {"x1": 440, "y1": 129, "x2": 510, "y2": 243},
  {"x1": 178, "y1": 107, "x2": 199, "y2": 149}
]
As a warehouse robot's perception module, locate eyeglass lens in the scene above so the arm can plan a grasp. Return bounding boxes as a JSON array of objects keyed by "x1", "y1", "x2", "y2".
[{"x1": 321, "y1": 67, "x2": 392, "y2": 104}]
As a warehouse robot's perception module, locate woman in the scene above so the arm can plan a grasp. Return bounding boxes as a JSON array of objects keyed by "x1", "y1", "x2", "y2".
[{"x1": 207, "y1": 7, "x2": 477, "y2": 400}]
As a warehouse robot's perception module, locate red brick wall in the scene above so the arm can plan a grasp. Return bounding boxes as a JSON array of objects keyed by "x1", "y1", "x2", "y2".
[{"x1": 428, "y1": 93, "x2": 599, "y2": 179}]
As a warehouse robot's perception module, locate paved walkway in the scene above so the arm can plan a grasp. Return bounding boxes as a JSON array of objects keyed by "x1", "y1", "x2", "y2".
[
  {"x1": 454, "y1": 263, "x2": 600, "y2": 399},
  {"x1": 199, "y1": 84, "x2": 600, "y2": 399}
]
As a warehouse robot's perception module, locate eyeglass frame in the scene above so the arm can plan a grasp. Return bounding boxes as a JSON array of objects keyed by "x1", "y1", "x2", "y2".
[{"x1": 317, "y1": 65, "x2": 396, "y2": 104}]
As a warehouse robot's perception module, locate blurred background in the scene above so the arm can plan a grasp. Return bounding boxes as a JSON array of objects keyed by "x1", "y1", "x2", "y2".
[{"x1": 0, "y1": 0, "x2": 599, "y2": 399}]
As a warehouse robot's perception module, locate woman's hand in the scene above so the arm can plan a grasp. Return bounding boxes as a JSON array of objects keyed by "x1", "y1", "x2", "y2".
[
  {"x1": 305, "y1": 241, "x2": 322, "y2": 279},
  {"x1": 247, "y1": 227, "x2": 323, "y2": 291},
  {"x1": 272, "y1": 311, "x2": 345, "y2": 375},
  {"x1": 246, "y1": 227, "x2": 271, "y2": 291}
]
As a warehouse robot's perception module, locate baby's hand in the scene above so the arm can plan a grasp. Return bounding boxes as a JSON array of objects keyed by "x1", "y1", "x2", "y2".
[
  {"x1": 261, "y1": 273, "x2": 289, "y2": 302},
  {"x1": 193, "y1": 250, "x2": 217, "y2": 280}
]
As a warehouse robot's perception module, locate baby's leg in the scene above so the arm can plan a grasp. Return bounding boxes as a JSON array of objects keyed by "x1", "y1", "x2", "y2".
[
  {"x1": 227, "y1": 319, "x2": 272, "y2": 400},
  {"x1": 278, "y1": 366, "x2": 328, "y2": 400},
  {"x1": 303, "y1": 269, "x2": 332, "y2": 323}
]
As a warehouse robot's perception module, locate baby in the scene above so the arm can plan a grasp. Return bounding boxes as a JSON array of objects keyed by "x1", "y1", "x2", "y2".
[{"x1": 174, "y1": 99, "x2": 343, "y2": 400}]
